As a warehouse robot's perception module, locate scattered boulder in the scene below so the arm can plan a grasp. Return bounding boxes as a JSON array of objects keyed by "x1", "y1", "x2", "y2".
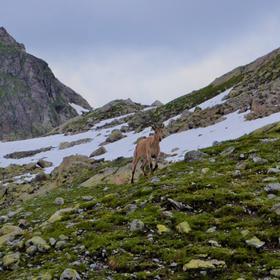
[
  {"x1": 245, "y1": 236, "x2": 265, "y2": 248},
  {"x1": 4, "y1": 147, "x2": 53, "y2": 159},
  {"x1": 0, "y1": 224, "x2": 23, "y2": 247},
  {"x1": 60, "y1": 268, "x2": 81, "y2": 280},
  {"x1": 270, "y1": 269, "x2": 280, "y2": 277},
  {"x1": 48, "y1": 207, "x2": 76, "y2": 224},
  {"x1": 271, "y1": 203, "x2": 280, "y2": 215},
  {"x1": 157, "y1": 224, "x2": 170, "y2": 235},
  {"x1": 220, "y1": 146, "x2": 235, "y2": 156},
  {"x1": 268, "y1": 168, "x2": 280, "y2": 174},
  {"x1": 59, "y1": 138, "x2": 92, "y2": 150},
  {"x1": 90, "y1": 146, "x2": 107, "y2": 157},
  {"x1": 265, "y1": 183, "x2": 280, "y2": 193},
  {"x1": 34, "y1": 172, "x2": 48, "y2": 182},
  {"x1": 105, "y1": 129, "x2": 125, "y2": 143},
  {"x1": 176, "y1": 221, "x2": 191, "y2": 234},
  {"x1": 183, "y1": 259, "x2": 226, "y2": 271},
  {"x1": 37, "y1": 159, "x2": 53, "y2": 168},
  {"x1": 55, "y1": 197, "x2": 65, "y2": 206},
  {"x1": 129, "y1": 219, "x2": 145, "y2": 232},
  {"x1": 52, "y1": 155, "x2": 93, "y2": 186},
  {"x1": 25, "y1": 236, "x2": 50, "y2": 252},
  {"x1": 184, "y1": 150, "x2": 207, "y2": 162},
  {"x1": 3, "y1": 252, "x2": 20, "y2": 270},
  {"x1": 250, "y1": 155, "x2": 268, "y2": 165}
]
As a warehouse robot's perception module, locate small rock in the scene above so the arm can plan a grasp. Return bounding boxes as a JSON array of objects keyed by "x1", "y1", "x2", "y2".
[
  {"x1": 176, "y1": 221, "x2": 191, "y2": 234},
  {"x1": 206, "y1": 226, "x2": 217, "y2": 233},
  {"x1": 268, "y1": 194, "x2": 276, "y2": 199},
  {"x1": 81, "y1": 196, "x2": 93, "y2": 201},
  {"x1": 25, "y1": 236, "x2": 50, "y2": 252},
  {"x1": 59, "y1": 234, "x2": 69, "y2": 241},
  {"x1": 270, "y1": 269, "x2": 280, "y2": 277},
  {"x1": 265, "y1": 183, "x2": 280, "y2": 193},
  {"x1": 60, "y1": 268, "x2": 81, "y2": 280},
  {"x1": 161, "y1": 211, "x2": 173, "y2": 219},
  {"x1": 54, "y1": 197, "x2": 64, "y2": 206},
  {"x1": 49, "y1": 237, "x2": 56, "y2": 246},
  {"x1": 268, "y1": 168, "x2": 280, "y2": 174},
  {"x1": 221, "y1": 146, "x2": 235, "y2": 156},
  {"x1": 263, "y1": 177, "x2": 278, "y2": 183},
  {"x1": 184, "y1": 150, "x2": 207, "y2": 162},
  {"x1": 271, "y1": 203, "x2": 280, "y2": 215},
  {"x1": 129, "y1": 219, "x2": 145, "y2": 232},
  {"x1": 232, "y1": 170, "x2": 242, "y2": 178},
  {"x1": 201, "y1": 168, "x2": 210, "y2": 174},
  {"x1": 251, "y1": 155, "x2": 268, "y2": 165},
  {"x1": 0, "y1": 216, "x2": 8, "y2": 223},
  {"x1": 208, "y1": 240, "x2": 221, "y2": 247},
  {"x1": 183, "y1": 259, "x2": 226, "y2": 270},
  {"x1": 7, "y1": 211, "x2": 16, "y2": 218},
  {"x1": 48, "y1": 207, "x2": 76, "y2": 223},
  {"x1": 157, "y1": 224, "x2": 170, "y2": 234},
  {"x1": 55, "y1": 240, "x2": 67, "y2": 249},
  {"x1": 3, "y1": 252, "x2": 20, "y2": 270},
  {"x1": 26, "y1": 245, "x2": 37, "y2": 256},
  {"x1": 241, "y1": 229, "x2": 249, "y2": 237},
  {"x1": 90, "y1": 146, "x2": 107, "y2": 157},
  {"x1": 18, "y1": 219, "x2": 28, "y2": 229},
  {"x1": 245, "y1": 236, "x2": 265, "y2": 248},
  {"x1": 150, "y1": 176, "x2": 160, "y2": 183}
]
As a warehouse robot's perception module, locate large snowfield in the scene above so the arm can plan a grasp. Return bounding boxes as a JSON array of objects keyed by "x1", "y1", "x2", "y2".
[{"x1": 1, "y1": 90, "x2": 280, "y2": 180}]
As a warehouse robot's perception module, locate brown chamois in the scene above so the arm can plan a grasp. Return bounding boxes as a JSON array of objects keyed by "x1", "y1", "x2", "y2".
[{"x1": 131, "y1": 124, "x2": 164, "y2": 184}]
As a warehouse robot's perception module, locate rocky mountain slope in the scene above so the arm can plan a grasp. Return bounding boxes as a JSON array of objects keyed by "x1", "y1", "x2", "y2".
[
  {"x1": 0, "y1": 27, "x2": 91, "y2": 141},
  {"x1": 0, "y1": 40, "x2": 280, "y2": 279},
  {"x1": 0, "y1": 123, "x2": 279, "y2": 279}
]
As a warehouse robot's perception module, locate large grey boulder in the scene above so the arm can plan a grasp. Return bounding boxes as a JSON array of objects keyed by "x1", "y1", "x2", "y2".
[{"x1": 184, "y1": 150, "x2": 208, "y2": 162}]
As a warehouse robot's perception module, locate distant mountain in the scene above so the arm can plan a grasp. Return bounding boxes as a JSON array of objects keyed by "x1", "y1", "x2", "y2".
[{"x1": 0, "y1": 27, "x2": 92, "y2": 141}]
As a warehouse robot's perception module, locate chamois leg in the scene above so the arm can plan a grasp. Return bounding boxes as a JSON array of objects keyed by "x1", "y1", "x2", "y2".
[
  {"x1": 140, "y1": 159, "x2": 149, "y2": 177},
  {"x1": 152, "y1": 158, "x2": 159, "y2": 172},
  {"x1": 131, "y1": 157, "x2": 140, "y2": 184}
]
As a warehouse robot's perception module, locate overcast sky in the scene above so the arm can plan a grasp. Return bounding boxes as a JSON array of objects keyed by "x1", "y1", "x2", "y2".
[{"x1": 1, "y1": 0, "x2": 280, "y2": 107}]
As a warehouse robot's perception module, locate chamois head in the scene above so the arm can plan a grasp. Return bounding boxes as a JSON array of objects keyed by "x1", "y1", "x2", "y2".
[{"x1": 151, "y1": 123, "x2": 165, "y2": 142}]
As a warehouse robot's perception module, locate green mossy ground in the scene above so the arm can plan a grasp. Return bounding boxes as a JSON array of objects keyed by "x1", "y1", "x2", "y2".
[{"x1": 0, "y1": 126, "x2": 280, "y2": 279}]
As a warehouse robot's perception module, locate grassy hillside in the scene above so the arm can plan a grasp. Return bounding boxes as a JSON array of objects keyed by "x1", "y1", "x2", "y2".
[{"x1": 0, "y1": 123, "x2": 279, "y2": 279}]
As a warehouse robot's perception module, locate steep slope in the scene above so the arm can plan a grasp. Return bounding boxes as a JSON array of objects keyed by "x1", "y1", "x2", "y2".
[
  {"x1": 0, "y1": 123, "x2": 279, "y2": 279},
  {"x1": 0, "y1": 27, "x2": 91, "y2": 141}
]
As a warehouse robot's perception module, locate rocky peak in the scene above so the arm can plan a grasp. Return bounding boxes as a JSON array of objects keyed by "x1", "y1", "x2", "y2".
[{"x1": 0, "y1": 27, "x2": 25, "y2": 51}]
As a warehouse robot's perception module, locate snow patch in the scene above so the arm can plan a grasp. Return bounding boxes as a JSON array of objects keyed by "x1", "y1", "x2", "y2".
[{"x1": 69, "y1": 103, "x2": 89, "y2": 115}]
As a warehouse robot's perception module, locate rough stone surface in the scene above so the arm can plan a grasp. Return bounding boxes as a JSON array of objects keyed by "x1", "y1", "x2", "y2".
[
  {"x1": 0, "y1": 27, "x2": 91, "y2": 141},
  {"x1": 60, "y1": 268, "x2": 81, "y2": 280}
]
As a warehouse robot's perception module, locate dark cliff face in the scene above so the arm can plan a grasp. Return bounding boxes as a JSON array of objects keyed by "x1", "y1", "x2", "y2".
[{"x1": 0, "y1": 27, "x2": 92, "y2": 141}]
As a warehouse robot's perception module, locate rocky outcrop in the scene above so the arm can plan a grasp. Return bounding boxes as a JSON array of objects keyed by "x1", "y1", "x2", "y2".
[{"x1": 0, "y1": 27, "x2": 91, "y2": 141}]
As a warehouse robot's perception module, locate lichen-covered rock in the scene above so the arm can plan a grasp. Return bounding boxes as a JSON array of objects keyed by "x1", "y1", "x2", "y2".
[
  {"x1": 157, "y1": 224, "x2": 170, "y2": 234},
  {"x1": 25, "y1": 236, "x2": 50, "y2": 252},
  {"x1": 54, "y1": 197, "x2": 65, "y2": 206},
  {"x1": 3, "y1": 252, "x2": 20, "y2": 270},
  {"x1": 183, "y1": 259, "x2": 226, "y2": 270},
  {"x1": 89, "y1": 146, "x2": 107, "y2": 157},
  {"x1": 48, "y1": 207, "x2": 76, "y2": 223},
  {"x1": 105, "y1": 129, "x2": 125, "y2": 143},
  {"x1": 245, "y1": 236, "x2": 265, "y2": 248},
  {"x1": 60, "y1": 268, "x2": 81, "y2": 280},
  {"x1": 176, "y1": 221, "x2": 191, "y2": 234},
  {"x1": 129, "y1": 219, "x2": 145, "y2": 232},
  {"x1": 184, "y1": 150, "x2": 207, "y2": 162},
  {"x1": 0, "y1": 224, "x2": 23, "y2": 247},
  {"x1": 265, "y1": 183, "x2": 280, "y2": 193}
]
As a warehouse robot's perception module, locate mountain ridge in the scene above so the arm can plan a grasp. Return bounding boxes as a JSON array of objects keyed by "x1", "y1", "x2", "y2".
[{"x1": 0, "y1": 27, "x2": 92, "y2": 141}]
